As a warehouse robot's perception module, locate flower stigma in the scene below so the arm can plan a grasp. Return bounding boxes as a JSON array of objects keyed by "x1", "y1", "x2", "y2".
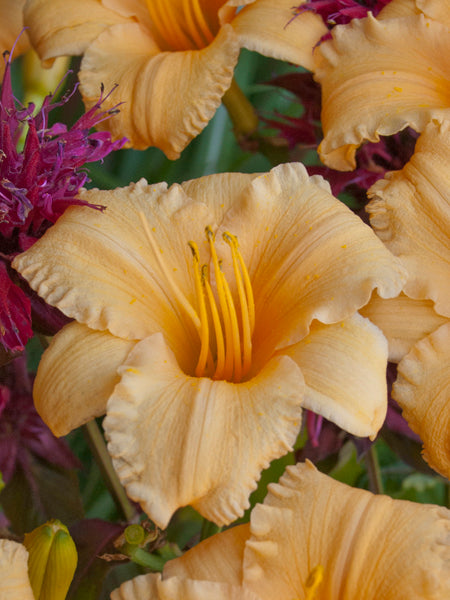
[{"x1": 139, "y1": 213, "x2": 255, "y2": 383}]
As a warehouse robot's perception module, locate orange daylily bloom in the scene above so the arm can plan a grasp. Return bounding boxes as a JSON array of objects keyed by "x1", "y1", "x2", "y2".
[
  {"x1": 23, "y1": 0, "x2": 327, "y2": 158},
  {"x1": 13, "y1": 163, "x2": 405, "y2": 527},
  {"x1": 0, "y1": 540, "x2": 35, "y2": 600},
  {"x1": 363, "y1": 118, "x2": 450, "y2": 480},
  {"x1": 314, "y1": 2, "x2": 450, "y2": 170},
  {"x1": 0, "y1": 0, "x2": 29, "y2": 74},
  {"x1": 111, "y1": 461, "x2": 450, "y2": 600}
]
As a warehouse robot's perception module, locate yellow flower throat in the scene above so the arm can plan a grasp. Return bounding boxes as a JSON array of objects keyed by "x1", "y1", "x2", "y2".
[
  {"x1": 146, "y1": 0, "x2": 217, "y2": 50},
  {"x1": 140, "y1": 215, "x2": 255, "y2": 383}
]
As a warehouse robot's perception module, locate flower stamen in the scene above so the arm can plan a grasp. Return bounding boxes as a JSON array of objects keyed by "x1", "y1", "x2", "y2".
[
  {"x1": 146, "y1": 0, "x2": 193, "y2": 50},
  {"x1": 189, "y1": 241, "x2": 210, "y2": 377},
  {"x1": 206, "y1": 226, "x2": 235, "y2": 379},
  {"x1": 223, "y1": 231, "x2": 253, "y2": 378},
  {"x1": 202, "y1": 265, "x2": 225, "y2": 379},
  {"x1": 139, "y1": 212, "x2": 201, "y2": 332},
  {"x1": 147, "y1": 0, "x2": 215, "y2": 51}
]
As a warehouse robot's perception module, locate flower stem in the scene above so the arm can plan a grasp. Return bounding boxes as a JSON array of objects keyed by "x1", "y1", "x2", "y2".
[
  {"x1": 222, "y1": 78, "x2": 259, "y2": 139},
  {"x1": 83, "y1": 419, "x2": 136, "y2": 522},
  {"x1": 121, "y1": 543, "x2": 166, "y2": 571},
  {"x1": 365, "y1": 443, "x2": 383, "y2": 494}
]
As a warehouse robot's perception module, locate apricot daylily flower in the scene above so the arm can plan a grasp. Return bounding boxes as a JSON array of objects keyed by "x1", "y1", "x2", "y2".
[
  {"x1": 314, "y1": 3, "x2": 450, "y2": 170},
  {"x1": 0, "y1": 0, "x2": 29, "y2": 74},
  {"x1": 13, "y1": 163, "x2": 405, "y2": 527},
  {"x1": 23, "y1": 0, "x2": 327, "y2": 158},
  {"x1": 362, "y1": 118, "x2": 450, "y2": 479},
  {"x1": 111, "y1": 461, "x2": 450, "y2": 600}
]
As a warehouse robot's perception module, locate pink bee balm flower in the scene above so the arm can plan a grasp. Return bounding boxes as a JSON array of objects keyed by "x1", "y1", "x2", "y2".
[{"x1": 0, "y1": 54, "x2": 126, "y2": 358}]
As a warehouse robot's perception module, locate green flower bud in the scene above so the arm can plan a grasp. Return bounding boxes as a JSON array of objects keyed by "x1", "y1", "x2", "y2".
[{"x1": 23, "y1": 519, "x2": 77, "y2": 600}]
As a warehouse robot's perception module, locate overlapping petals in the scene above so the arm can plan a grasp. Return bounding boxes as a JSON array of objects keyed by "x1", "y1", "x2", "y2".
[
  {"x1": 112, "y1": 462, "x2": 450, "y2": 600},
  {"x1": 0, "y1": 540, "x2": 34, "y2": 600},
  {"x1": 360, "y1": 293, "x2": 448, "y2": 362},
  {"x1": 105, "y1": 334, "x2": 303, "y2": 526},
  {"x1": 368, "y1": 119, "x2": 450, "y2": 318},
  {"x1": 24, "y1": 0, "x2": 327, "y2": 156},
  {"x1": 315, "y1": 12, "x2": 450, "y2": 170},
  {"x1": 14, "y1": 163, "x2": 406, "y2": 526},
  {"x1": 394, "y1": 323, "x2": 450, "y2": 480},
  {"x1": 366, "y1": 118, "x2": 450, "y2": 478}
]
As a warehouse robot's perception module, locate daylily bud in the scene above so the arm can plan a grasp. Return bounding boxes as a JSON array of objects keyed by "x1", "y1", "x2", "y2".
[
  {"x1": 22, "y1": 49, "x2": 71, "y2": 110},
  {"x1": 23, "y1": 519, "x2": 77, "y2": 600}
]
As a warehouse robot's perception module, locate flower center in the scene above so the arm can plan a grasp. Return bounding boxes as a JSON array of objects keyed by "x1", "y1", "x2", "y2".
[
  {"x1": 140, "y1": 215, "x2": 255, "y2": 383},
  {"x1": 146, "y1": 0, "x2": 217, "y2": 50}
]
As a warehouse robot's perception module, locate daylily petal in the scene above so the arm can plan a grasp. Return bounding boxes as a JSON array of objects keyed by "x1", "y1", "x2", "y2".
[
  {"x1": 394, "y1": 322, "x2": 450, "y2": 480},
  {"x1": 0, "y1": 0, "x2": 29, "y2": 70},
  {"x1": 315, "y1": 14, "x2": 450, "y2": 170},
  {"x1": 13, "y1": 180, "x2": 215, "y2": 369},
  {"x1": 101, "y1": 0, "x2": 151, "y2": 23},
  {"x1": 279, "y1": 313, "x2": 388, "y2": 439},
  {"x1": 361, "y1": 292, "x2": 448, "y2": 362},
  {"x1": 23, "y1": 0, "x2": 126, "y2": 64},
  {"x1": 378, "y1": 0, "x2": 421, "y2": 19},
  {"x1": 34, "y1": 322, "x2": 135, "y2": 437},
  {"x1": 111, "y1": 572, "x2": 256, "y2": 600},
  {"x1": 79, "y1": 22, "x2": 240, "y2": 157},
  {"x1": 164, "y1": 525, "x2": 249, "y2": 584},
  {"x1": 217, "y1": 163, "x2": 406, "y2": 363},
  {"x1": 416, "y1": 0, "x2": 450, "y2": 26},
  {"x1": 367, "y1": 119, "x2": 450, "y2": 318},
  {"x1": 0, "y1": 540, "x2": 34, "y2": 600},
  {"x1": 181, "y1": 171, "x2": 257, "y2": 225},
  {"x1": 231, "y1": 0, "x2": 328, "y2": 71},
  {"x1": 103, "y1": 332, "x2": 304, "y2": 527},
  {"x1": 243, "y1": 461, "x2": 450, "y2": 599}
]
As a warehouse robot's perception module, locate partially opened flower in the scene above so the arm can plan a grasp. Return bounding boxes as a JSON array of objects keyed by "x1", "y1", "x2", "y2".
[
  {"x1": 362, "y1": 118, "x2": 450, "y2": 479},
  {"x1": 0, "y1": 521, "x2": 78, "y2": 600},
  {"x1": 13, "y1": 163, "x2": 405, "y2": 527},
  {"x1": 314, "y1": 3, "x2": 450, "y2": 170},
  {"x1": 0, "y1": 54, "x2": 125, "y2": 357},
  {"x1": 24, "y1": 0, "x2": 328, "y2": 158},
  {"x1": 111, "y1": 461, "x2": 450, "y2": 599}
]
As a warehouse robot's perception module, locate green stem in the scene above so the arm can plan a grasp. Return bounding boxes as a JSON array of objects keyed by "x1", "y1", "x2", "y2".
[
  {"x1": 222, "y1": 78, "x2": 259, "y2": 139},
  {"x1": 83, "y1": 420, "x2": 135, "y2": 522},
  {"x1": 365, "y1": 443, "x2": 383, "y2": 495},
  {"x1": 121, "y1": 544, "x2": 166, "y2": 571}
]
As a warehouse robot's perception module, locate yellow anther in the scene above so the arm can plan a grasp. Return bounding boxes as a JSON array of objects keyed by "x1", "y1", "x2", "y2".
[{"x1": 305, "y1": 565, "x2": 324, "y2": 600}]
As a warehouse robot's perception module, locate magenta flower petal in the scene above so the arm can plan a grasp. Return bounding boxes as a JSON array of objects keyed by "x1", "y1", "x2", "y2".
[
  {"x1": 0, "y1": 262, "x2": 32, "y2": 355},
  {"x1": 0, "y1": 53, "x2": 126, "y2": 353}
]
